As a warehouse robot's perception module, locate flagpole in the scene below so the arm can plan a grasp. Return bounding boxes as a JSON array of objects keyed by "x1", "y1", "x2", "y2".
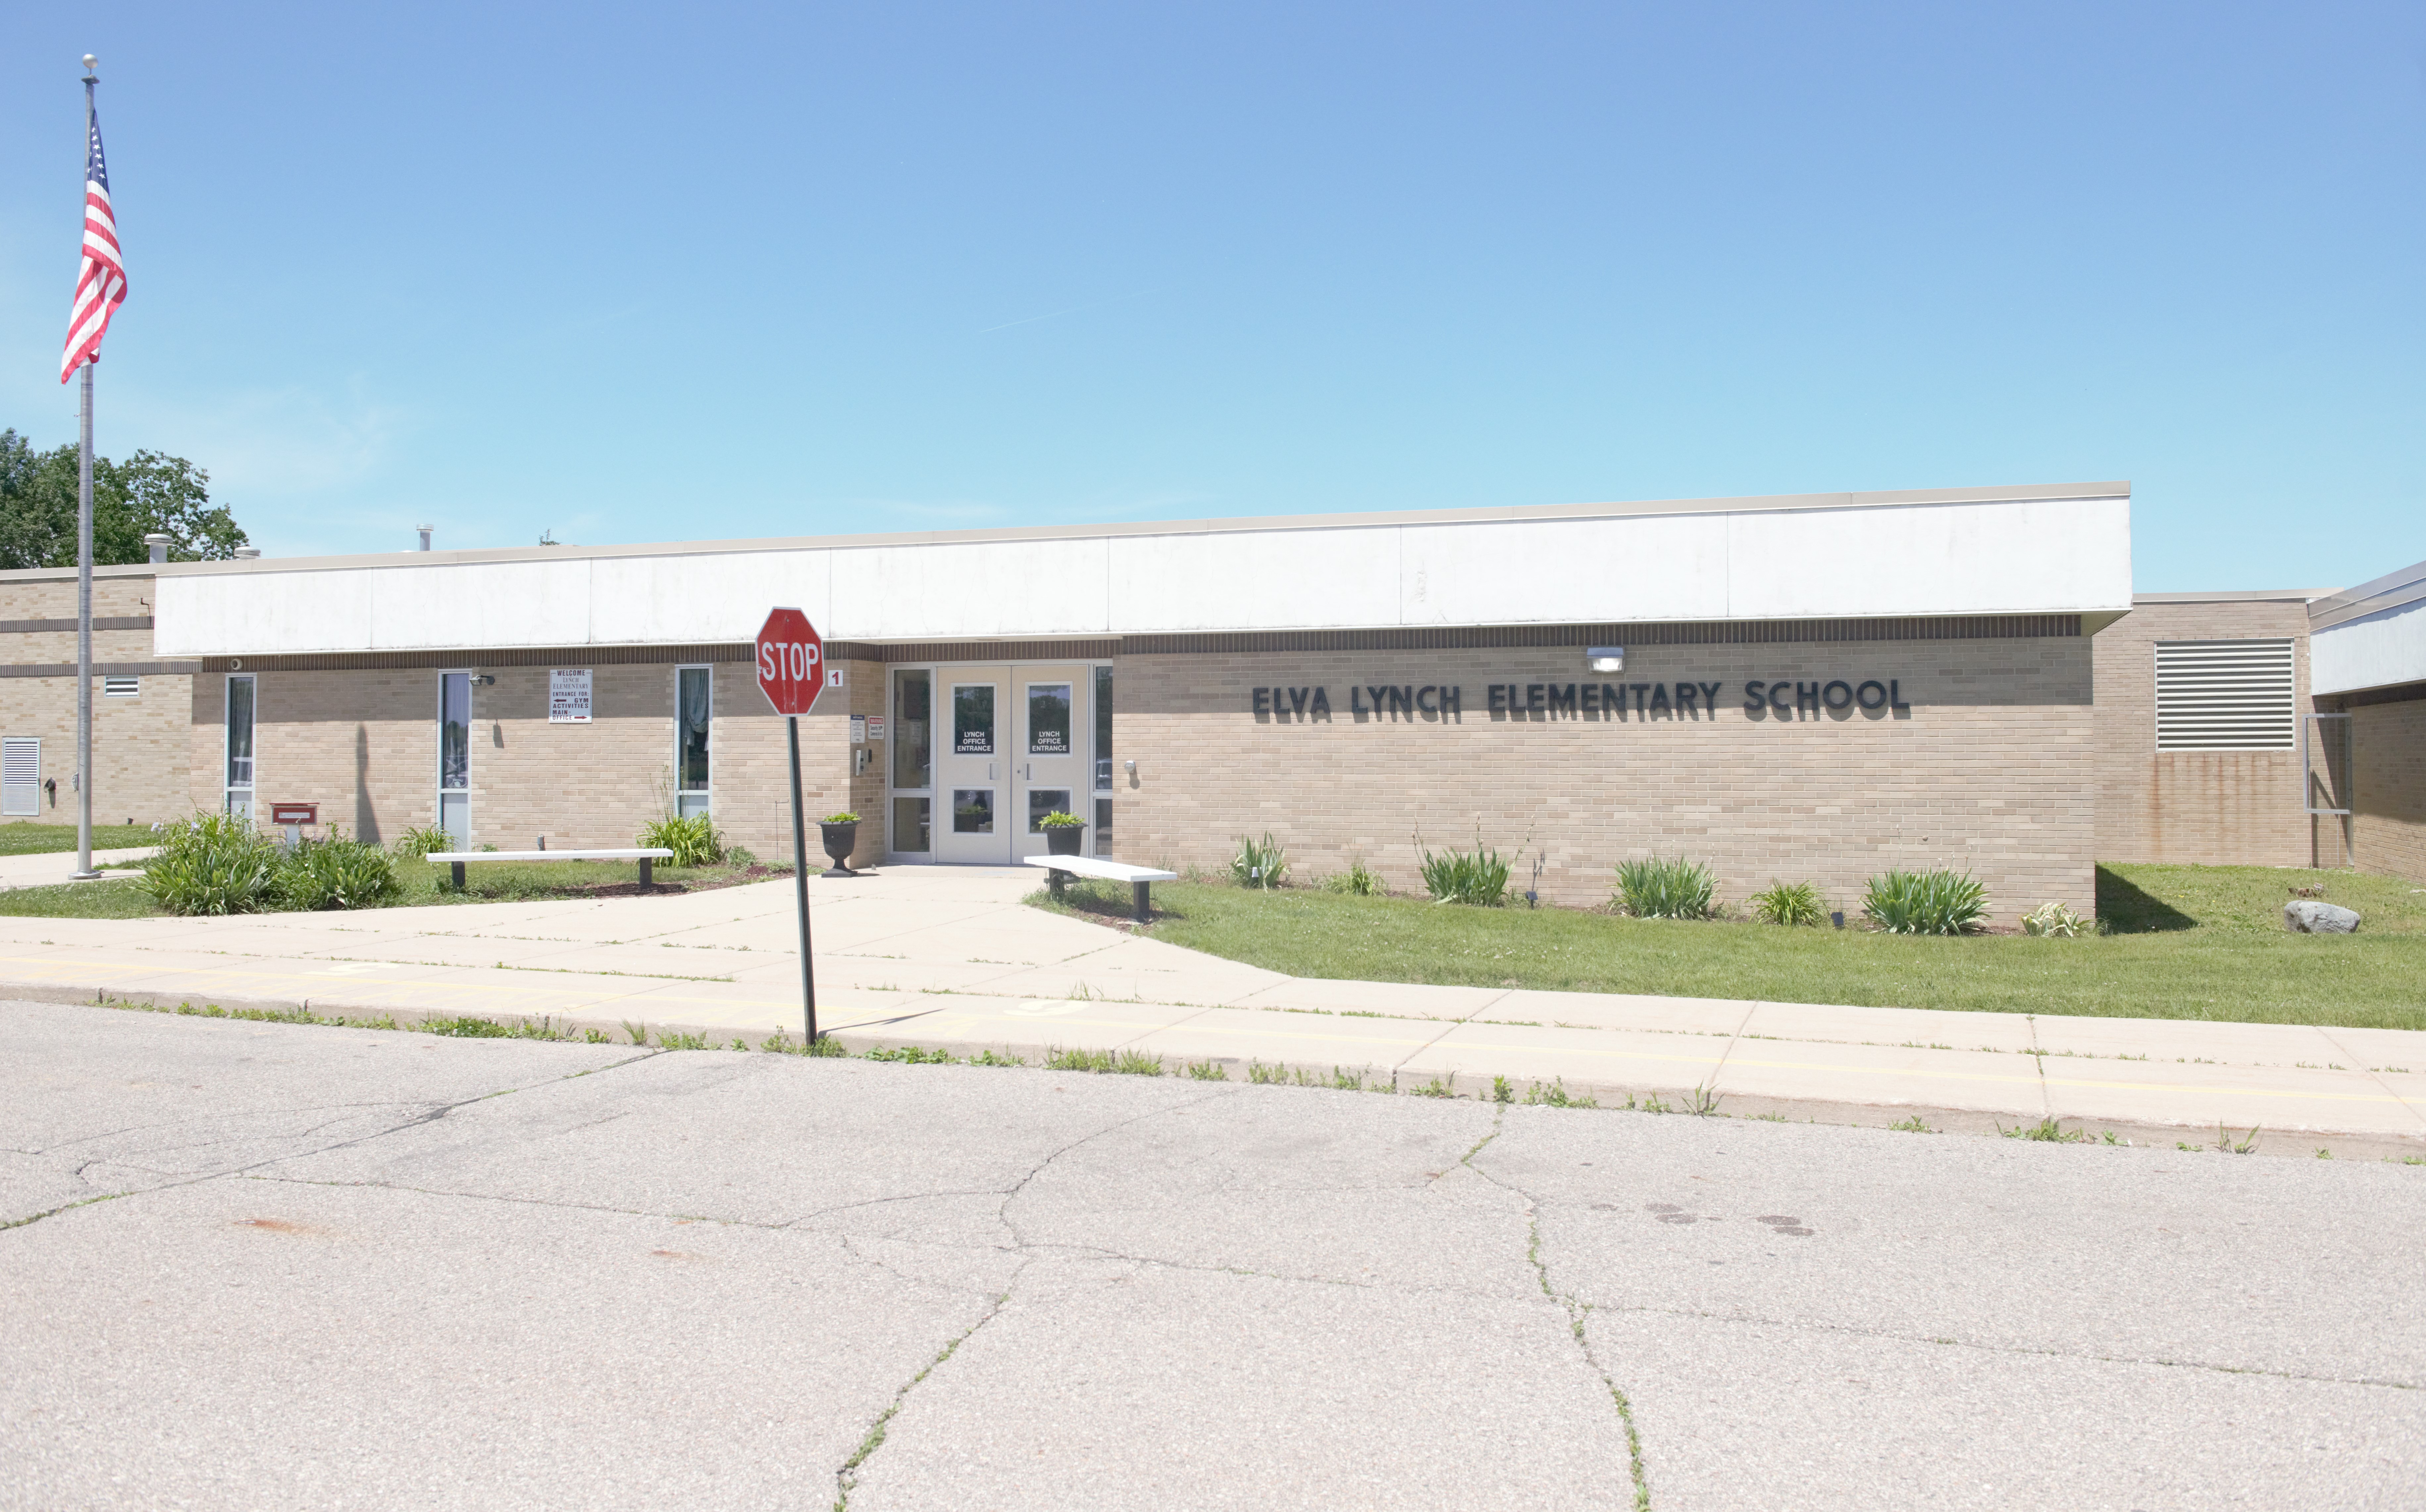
[{"x1": 71, "y1": 57, "x2": 97, "y2": 881}]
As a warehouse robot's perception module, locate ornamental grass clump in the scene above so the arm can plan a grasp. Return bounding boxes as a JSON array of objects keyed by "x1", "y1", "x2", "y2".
[
  {"x1": 387, "y1": 823, "x2": 454, "y2": 860},
  {"x1": 1417, "y1": 828, "x2": 1511, "y2": 906},
  {"x1": 275, "y1": 831, "x2": 401, "y2": 911},
  {"x1": 1862, "y1": 868, "x2": 1989, "y2": 935},
  {"x1": 1614, "y1": 855, "x2": 1718, "y2": 919},
  {"x1": 1748, "y1": 879, "x2": 1827, "y2": 927},
  {"x1": 142, "y1": 811, "x2": 281, "y2": 916},
  {"x1": 638, "y1": 812, "x2": 724, "y2": 867},
  {"x1": 1231, "y1": 832, "x2": 1289, "y2": 889},
  {"x1": 2021, "y1": 900, "x2": 2098, "y2": 937}
]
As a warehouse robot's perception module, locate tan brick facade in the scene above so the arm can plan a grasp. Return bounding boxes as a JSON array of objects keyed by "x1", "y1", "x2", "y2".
[
  {"x1": 2343, "y1": 693, "x2": 2426, "y2": 882},
  {"x1": 0, "y1": 568, "x2": 190, "y2": 826},
  {"x1": 2091, "y1": 598, "x2": 2323, "y2": 867},
  {"x1": 1112, "y1": 632, "x2": 2094, "y2": 923},
  {"x1": 185, "y1": 656, "x2": 880, "y2": 864}
]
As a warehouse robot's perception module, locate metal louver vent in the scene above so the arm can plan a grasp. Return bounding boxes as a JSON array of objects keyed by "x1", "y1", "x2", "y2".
[
  {"x1": 1, "y1": 738, "x2": 37, "y2": 817},
  {"x1": 2155, "y1": 640, "x2": 2295, "y2": 751}
]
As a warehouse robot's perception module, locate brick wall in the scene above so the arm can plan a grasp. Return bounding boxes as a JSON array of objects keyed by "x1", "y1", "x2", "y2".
[
  {"x1": 2346, "y1": 692, "x2": 2426, "y2": 882},
  {"x1": 1112, "y1": 634, "x2": 2095, "y2": 923},
  {"x1": 0, "y1": 570, "x2": 189, "y2": 826},
  {"x1": 188, "y1": 658, "x2": 870, "y2": 860},
  {"x1": 2091, "y1": 599, "x2": 2318, "y2": 867}
]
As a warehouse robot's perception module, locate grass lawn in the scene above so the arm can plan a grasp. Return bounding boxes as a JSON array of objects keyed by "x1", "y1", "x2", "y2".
[
  {"x1": 1032, "y1": 864, "x2": 2426, "y2": 1031},
  {"x1": 0, "y1": 821, "x2": 160, "y2": 856},
  {"x1": 0, "y1": 856, "x2": 791, "y2": 921}
]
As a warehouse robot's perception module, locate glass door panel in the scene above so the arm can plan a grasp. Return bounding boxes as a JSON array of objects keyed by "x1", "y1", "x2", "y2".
[
  {"x1": 934, "y1": 673, "x2": 1009, "y2": 863},
  {"x1": 889, "y1": 668, "x2": 933, "y2": 858},
  {"x1": 225, "y1": 674, "x2": 257, "y2": 822},
  {"x1": 1010, "y1": 664, "x2": 1091, "y2": 861},
  {"x1": 676, "y1": 666, "x2": 712, "y2": 818}
]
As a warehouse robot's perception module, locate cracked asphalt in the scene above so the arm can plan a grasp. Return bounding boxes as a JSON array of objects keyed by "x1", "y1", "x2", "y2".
[{"x1": 4, "y1": 1000, "x2": 2422, "y2": 1511}]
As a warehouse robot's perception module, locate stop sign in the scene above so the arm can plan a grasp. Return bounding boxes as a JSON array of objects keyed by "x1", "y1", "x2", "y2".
[{"x1": 754, "y1": 607, "x2": 825, "y2": 716}]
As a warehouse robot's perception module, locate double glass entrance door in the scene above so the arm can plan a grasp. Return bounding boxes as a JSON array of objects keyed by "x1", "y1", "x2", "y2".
[{"x1": 933, "y1": 664, "x2": 1092, "y2": 865}]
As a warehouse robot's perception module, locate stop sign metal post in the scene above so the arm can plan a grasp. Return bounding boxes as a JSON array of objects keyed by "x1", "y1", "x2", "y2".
[{"x1": 755, "y1": 607, "x2": 825, "y2": 1048}]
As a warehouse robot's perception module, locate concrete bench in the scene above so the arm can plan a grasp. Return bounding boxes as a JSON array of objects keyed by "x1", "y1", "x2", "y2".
[
  {"x1": 426, "y1": 848, "x2": 675, "y2": 891},
  {"x1": 1022, "y1": 854, "x2": 1179, "y2": 922}
]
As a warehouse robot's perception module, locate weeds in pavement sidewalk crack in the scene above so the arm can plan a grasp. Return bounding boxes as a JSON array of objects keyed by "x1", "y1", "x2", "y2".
[
  {"x1": 1186, "y1": 1059, "x2": 1229, "y2": 1081},
  {"x1": 833, "y1": 1290, "x2": 1011, "y2": 1511},
  {"x1": 2219, "y1": 1123, "x2": 2262, "y2": 1155},
  {"x1": 622, "y1": 1020, "x2": 650, "y2": 1047},
  {"x1": 1888, "y1": 1115, "x2": 1933, "y2": 1133},
  {"x1": 2000, "y1": 1117, "x2": 2087, "y2": 1143},
  {"x1": 1413, "y1": 1076, "x2": 1458, "y2": 1099},
  {"x1": 1, "y1": 1191, "x2": 126, "y2": 1231},
  {"x1": 657, "y1": 1030, "x2": 711, "y2": 1051},
  {"x1": 1524, "y1": 1077, "x2": 1598, "y2": 1109},
  {"x1": 1247, "y1": 1060, "x2": 1288, "y2": 1084},
  {"x1": 969, "y1": 1049, "x2": 1024, "y2": 1067},
  {"x1": 1492, "y1": 1075, "x2": 1515, "y2": 1104},
  {"x1": 1683, "y1": 1083, "x2": 1723, "y2": 1117}
]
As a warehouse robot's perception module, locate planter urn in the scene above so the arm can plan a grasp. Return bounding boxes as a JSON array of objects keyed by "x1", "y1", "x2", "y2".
[
  {"x1": 1044, "y1": 823, "x2": 1086, "y2": 857},
  {"x1": 818, "y1": 820, "x2": 861, "y2": 877}
]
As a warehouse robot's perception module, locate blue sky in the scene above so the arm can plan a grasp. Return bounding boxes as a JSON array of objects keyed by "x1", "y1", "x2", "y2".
[{"x1": 2, "y1": 2, "x2": 2420, "y2": 589}]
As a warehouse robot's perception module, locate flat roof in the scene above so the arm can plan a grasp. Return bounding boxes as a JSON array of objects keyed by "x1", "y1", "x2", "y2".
[
  {"x1": 140, "y1": 480, "x2": 2129, "y2": 578},
  {"x1": 2132, "y1": 589, "x2": 2338, "y2": 605}
]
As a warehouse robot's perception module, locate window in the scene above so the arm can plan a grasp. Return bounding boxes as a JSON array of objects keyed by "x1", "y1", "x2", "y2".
[
  {"x1": 676, "y1": 666, "x2": 712, "y2": 817},
  {"x1": 892, "y1": 796, "x2": 930, "y2": 853},
  {"x1": 2, "y1": 739, "x2": 37, "y2": 817},
  {"x1": 892, "y1": 670, "x2": 931, "y2": 790},
  {"x1": 1095, "y1": 796, "x2": 1113, "y2": 856},
  {"x1": 103, "y1": 676, "x2": 139, "y2": 697},
  {"x1": 1028, "y1": 788, "x2": 1072, "y2": 831},
  {"x1": 437, "y1": 672, "x2": 470, "y2": 848},
  {"x1": 226, "y1": 674, "x2": 257, "y2": 821},
  {"x1": 2155, "y1": 640, "x2": 2296, "y2": 751},
  {"x1": 1094, "y1": 665, "x2": 1113, "y2": 789},
  {"x1": 952, "y1": 789, "x2": 994, "y2": 833},
  {"x1": 1027, "y1": 683, "x2": 1072, "y2": 755},
  {"x1": 953, "y1": 684, "x2": 995, "y2": 755}
]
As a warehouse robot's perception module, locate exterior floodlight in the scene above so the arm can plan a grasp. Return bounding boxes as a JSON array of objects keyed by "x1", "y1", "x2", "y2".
[{"x1": 1586, "y1": 646, "x2": 1625, "y2": 673}]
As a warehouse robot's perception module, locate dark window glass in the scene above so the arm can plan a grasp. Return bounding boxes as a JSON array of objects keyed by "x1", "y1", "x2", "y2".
[
  {"x1": 1094, "y1": 665, "x2": 1113, "y2": 789},
  {"x1": 677, "y1": 668, "x2": 712, "y2": 791},
  {"x1": 1028, "y1": 789, "x2": 1072, "y2": 832},
  {"x1": 892, "y1": 795, "x2": 930, "y2": 853},
  {"x1": 893, "y1": 670, "x2": 932, "y2": 789},
  {"x1": 439, "y1": 673, "x2": 470, "y2": 790},
  {"x1": 226, "y1": 676, "x2": 256, "y2": 789},
  {"x1": 952, "y1": 788, "x2": 993, "y2": 833},
  {"x1": 953, "y1": 685, "x2": 995, "y2": 755},
  {"x1": 1095, "y1": 796, "x2": 1113, "y2": 856},
  {"x1": 1027, "y1": 684, "x2": 1072, "y2": 756}
]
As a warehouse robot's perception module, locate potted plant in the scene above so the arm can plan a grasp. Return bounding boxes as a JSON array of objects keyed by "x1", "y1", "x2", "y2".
[
  {"x1": 818, "y1": 811, "x2": 861, "y2": 877},
  {"x1": 1038, "y1": 809, "x2": 1087, "y2": 856}
]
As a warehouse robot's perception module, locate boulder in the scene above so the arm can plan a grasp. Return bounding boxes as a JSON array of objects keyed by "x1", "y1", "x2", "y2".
[{"x1": 2284, "y1": 900, "x2": 2362, "y2": 934}]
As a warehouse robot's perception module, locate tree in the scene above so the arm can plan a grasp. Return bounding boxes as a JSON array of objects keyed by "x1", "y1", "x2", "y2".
[{"x1": 0, "y1": 428, "x2": 250, "y2": 569}]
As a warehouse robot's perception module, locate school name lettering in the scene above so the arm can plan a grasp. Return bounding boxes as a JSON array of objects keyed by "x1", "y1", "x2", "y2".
[{"x1": 1251, "y1": 679, "x2": 1911, "y2": 721}]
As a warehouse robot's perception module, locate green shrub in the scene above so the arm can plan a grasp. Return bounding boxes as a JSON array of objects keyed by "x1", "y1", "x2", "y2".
[
  {"x1": 387, "y1": 824, "x2": 454, "y2": 860},
  {"x1": 274, "y1": 831, "x2": 401, "y2": 911},
  {"x1": 821, "y1": 811, "x2": 860, "y2": 824},
  {"x1": 1748, "y1": 879, "x2": 1826, "y2": 927},
  {"x1": 1614, "y1": 856, "x2": 1718, "y2": 919},
  {"x1": 1231, "y1": 832, "x2": 1288, "y2": 889},
  {"x1": 639, "y1": 812, "x2": 724, "y2": 867},
  {"x1": 1862, "y1": 868, "x2": 1988, "y2": 935},
  {"x1": 1037, "y1": 810, "x2": 1085, "y2": 829},
  {"x1": 1320, "y1": 859, "x2": 1384, "y2": 896},
  {"x1": 2021, "y1": 900, "x2": 2097, "y2": 937},
  {"x1": 1418, "y1": 830, "x2": 1511, "y2": 906},
  {"x1": 142, "y1": 811, "x2": 280, "y2": 916}
]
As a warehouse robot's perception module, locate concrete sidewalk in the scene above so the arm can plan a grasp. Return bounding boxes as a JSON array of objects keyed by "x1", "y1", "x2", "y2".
[
  {"x1": 8, "y1": 864, "x2": 2422, "y2": 1157},
  {"x1": 0, "y1": 845, "x2": 152, "y2": 890}
]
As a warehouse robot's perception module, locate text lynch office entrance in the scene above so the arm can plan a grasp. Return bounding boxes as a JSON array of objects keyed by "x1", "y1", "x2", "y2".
[{"x1": 889, "y1": 663, "x2": 1111, "y2": 864}]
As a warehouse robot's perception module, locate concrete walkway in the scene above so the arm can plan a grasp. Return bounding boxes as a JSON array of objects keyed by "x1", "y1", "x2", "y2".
[
  {"x1": 0, "y1": 844, "x2": 153, "y2": 890},
  {"x1": 8, "y1": 864, "x2": 2422, "y2": 1157}
]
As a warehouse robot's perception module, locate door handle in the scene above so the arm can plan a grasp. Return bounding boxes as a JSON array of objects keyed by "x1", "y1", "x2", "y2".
[
  {"x1": 1023, "y1": 763, "x2": 1032, "y2": 781},
  {"x1": 989, "y1": 763, "x2": 998, "y2": 782}
]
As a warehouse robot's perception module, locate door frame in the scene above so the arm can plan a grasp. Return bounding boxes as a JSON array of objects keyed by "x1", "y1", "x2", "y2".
[{"x1": 888, "y1": 659, "x2": 1111, "y2": 864}]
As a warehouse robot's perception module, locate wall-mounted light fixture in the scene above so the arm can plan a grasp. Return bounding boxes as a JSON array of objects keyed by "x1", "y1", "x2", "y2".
[
  {"x1": 1586, "y1": 646, "x2": 1625, "y2": 673},
  {"x1": 472, "y1": 673, "x2": 496, "y2": 686}
]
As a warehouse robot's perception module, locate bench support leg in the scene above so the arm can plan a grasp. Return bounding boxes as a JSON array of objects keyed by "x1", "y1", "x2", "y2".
[
  {"x1": 1048, "y1": 868, "x2": 1067, "y2": 898},
  {"x1": 1133, "y1": 880, "x2": 1151, "y2": 923},
  {"x1": 450, "y1": 861, "x2": 465, "y2": 891},
  {"x1": 639, "y1": 857, "x2": 653, "y2": 888}
]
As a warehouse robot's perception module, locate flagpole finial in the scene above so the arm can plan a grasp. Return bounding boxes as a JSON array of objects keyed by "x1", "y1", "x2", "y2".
[{"x1": 81, "y1": 54, "x2": 96, "y2": 77}]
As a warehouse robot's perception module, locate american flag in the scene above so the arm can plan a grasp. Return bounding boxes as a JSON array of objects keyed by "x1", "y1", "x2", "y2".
[{"x1": 60, "y1": 98, "x2": 125, "y2": 382}]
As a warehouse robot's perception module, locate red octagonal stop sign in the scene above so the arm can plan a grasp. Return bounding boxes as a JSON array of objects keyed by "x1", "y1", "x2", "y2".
[{"x1": 754, "y1": 607, "x2": 825, "y2": 716}]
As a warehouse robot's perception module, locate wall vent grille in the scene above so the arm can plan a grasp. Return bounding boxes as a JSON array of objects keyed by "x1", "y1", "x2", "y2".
[
  {"x1": 1, "y1": 738, "x2": 37, "y2": 816},
  {"x1": 2155, "y1": 639, "x2": 2296, "y2": 750}
]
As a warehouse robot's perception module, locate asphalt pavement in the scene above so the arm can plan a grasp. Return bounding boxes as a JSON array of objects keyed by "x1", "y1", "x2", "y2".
[{"x1": 3, "y1": 999, "x2": 2421, "y2": 1510}]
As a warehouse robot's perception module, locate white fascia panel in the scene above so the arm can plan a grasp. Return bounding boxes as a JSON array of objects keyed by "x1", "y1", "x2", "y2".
[
  {"x1": 153, "y1": 569, "x2": 374, "y2": 656},
  {"x1": 587, "y1": 550, "x2": 834, "y2": 645},
  {"x1": 370, "y1": 560, "x2": 595, "y2": 651},
  {"x1": 1402, "y1": 514, "x2": 1730, "y2": 626},
  {"x1": 2311, "y1": 597, "x2": 2426, "y2": 695},
  {"x1": 1725, "y1": 496, "x2": 2131, "y2": 620},
  {"x1": 1108, "y1": 527, "x2": 1399, "y2": 632},
  {"x1": 832, "y1": 536, "x2": 1110, "y2": 640}
]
